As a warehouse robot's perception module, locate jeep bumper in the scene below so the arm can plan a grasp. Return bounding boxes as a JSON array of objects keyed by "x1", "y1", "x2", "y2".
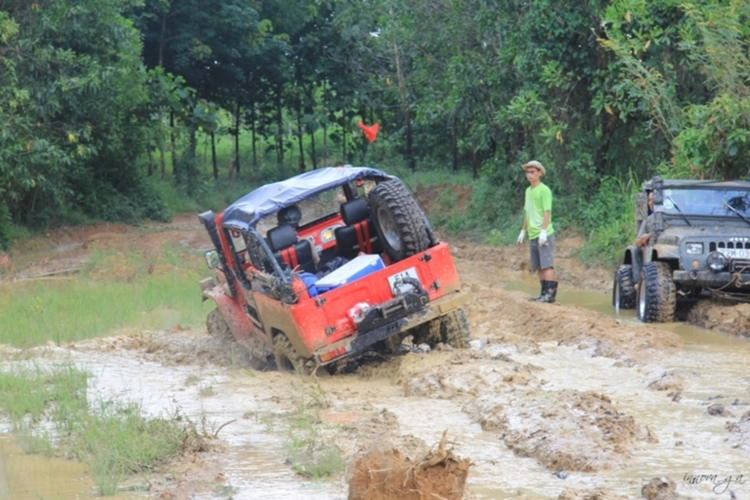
[
  {"x1": 313, "y1": 290, "x2": 472, "y2": 365},
  {"x1": 673, "y1": 269, "x2": 750, "y2": 289}
]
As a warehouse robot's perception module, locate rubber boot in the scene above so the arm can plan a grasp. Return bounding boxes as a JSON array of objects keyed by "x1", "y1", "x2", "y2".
[
  {"x1": 530, "y1": 280, "x2": 548, "y2": 301},
  {"x1": 539, "y1": 281, "x2": 558, "y2": 303}
]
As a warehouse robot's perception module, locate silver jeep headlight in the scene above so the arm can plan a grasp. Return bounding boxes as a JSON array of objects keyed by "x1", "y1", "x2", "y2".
[
  {"x1": 685, "y1": 243, "x2": 704, "y2": 254},
  {"x1": 706, "y1": 251, "x2": 728, "y2": 271}
]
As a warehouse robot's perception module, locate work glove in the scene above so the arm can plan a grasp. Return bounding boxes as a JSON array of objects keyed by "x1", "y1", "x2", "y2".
[
  {"x1": 539, "y1": 229, "x2": 548, "y2": 246},
  {"x1": 517, "y1": 230, "x2": 526, "y2": 245}
]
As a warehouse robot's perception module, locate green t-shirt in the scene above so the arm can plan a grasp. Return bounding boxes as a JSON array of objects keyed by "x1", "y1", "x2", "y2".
[{"x1": 524, "y1": 183, "x2": 554, "y2": 240}]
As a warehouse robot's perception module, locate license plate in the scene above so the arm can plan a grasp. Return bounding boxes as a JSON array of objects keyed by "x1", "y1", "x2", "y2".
[
  {"x1": 722, "y1": 248, "x2": 750, "y2": 259},
  {"x1": 388, "y1": 267, "x2": 419, "y2": 295}
]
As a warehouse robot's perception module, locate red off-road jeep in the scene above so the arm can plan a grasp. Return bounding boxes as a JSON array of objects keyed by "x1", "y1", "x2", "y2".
[{"x1": 198, "y1": 166, "x2": 471, "y2": 374}]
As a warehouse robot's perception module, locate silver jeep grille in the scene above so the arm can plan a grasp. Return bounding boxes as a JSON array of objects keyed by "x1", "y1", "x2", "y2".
[
  {"x1": 709, "y1": 241, "x2": 750, "y2": 252},
  {"x1": 731, "y1": 259, "x2": 750, "y2": 272}
]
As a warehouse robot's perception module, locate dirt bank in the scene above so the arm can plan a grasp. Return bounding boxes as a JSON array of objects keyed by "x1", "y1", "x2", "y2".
[{"x1": 2, "y1": 215, "x2": 750, "y2": 499}]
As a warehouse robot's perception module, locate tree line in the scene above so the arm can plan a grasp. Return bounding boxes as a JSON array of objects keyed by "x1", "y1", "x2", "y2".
[{"x1": 1, "y1": 0, "x2": 749, "y2": 249}]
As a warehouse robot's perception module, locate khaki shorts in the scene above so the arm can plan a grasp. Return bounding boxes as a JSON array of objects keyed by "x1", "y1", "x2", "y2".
[{"x1": 529, "y1": 234, "x2": 554, "y2": 271}]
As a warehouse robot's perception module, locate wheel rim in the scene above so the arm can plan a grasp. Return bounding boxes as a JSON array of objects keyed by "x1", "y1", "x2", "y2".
[
  {"x1": 614, "y1": 280, "x2": 621, "y2": 311},
  {"x1": 376, "y1": 206, "x2": 401, "y2": 251},
  {"x1": 637, "y1": 276, "x2": 646, "y2": 320}
]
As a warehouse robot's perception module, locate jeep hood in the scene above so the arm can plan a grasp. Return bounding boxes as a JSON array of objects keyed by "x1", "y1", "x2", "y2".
[{"x1": 221, "y1": 166, "x2": 393, "y2": 231}]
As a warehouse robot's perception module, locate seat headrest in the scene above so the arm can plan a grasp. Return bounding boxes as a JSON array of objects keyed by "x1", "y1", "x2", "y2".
[
  {"x1": 340, "y1": 197, "x2": 370, "y2": 225},
  {"x1": 267, "y1": 224, "x2": 298, "y2": 252}
]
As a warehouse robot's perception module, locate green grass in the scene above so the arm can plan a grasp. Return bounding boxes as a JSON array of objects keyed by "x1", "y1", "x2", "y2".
[
  {"x1": 0, "y1": 246, "x2": 213, "y2": 348},
  {"x1": 282, "y1": 381, "x2": 345, "y2": 479},
  {"x1": 0, "y1": 364, "x2": 200, "y2": 496}
]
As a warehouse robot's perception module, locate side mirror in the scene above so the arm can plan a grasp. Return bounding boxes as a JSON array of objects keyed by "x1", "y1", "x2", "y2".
[{"x1": 204, "y1": 250, "x2": 220, "y2": 269}]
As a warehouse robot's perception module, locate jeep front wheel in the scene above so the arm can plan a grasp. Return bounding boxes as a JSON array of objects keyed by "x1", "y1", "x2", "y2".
[
  {"x1": 206, "y1": 308, "x2": 234, "y2": 340},
  {"x1": 612, "y1": 265, "x2": 636, "y2": 310},
  {"x1": 637, "y1": 262, "x2": 676, "y2": 323},
  {"x1": 273, "y1": 334, "x2": 313, "y2": 375},
  {"x1": 368, "y1": 180, "x2": 431, "y2": 262}
]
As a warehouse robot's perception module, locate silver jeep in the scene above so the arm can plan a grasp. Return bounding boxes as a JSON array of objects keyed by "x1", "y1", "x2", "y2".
[{"x1": 613, "y1": 176, "x2": 750, "y2": 322}]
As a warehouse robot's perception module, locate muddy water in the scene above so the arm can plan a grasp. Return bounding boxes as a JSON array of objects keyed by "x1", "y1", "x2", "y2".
[
  {"x1": 0, "y1": 434, "x2": 138, "y2": 499},
  {"x1": 1, "y1": 286, "x2": 749, "y2": 499}
]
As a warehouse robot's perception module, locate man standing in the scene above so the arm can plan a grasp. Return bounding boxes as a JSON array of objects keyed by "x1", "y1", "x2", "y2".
[{"x1": 517, "y1": 160, "x2": 557, "y2": 303}]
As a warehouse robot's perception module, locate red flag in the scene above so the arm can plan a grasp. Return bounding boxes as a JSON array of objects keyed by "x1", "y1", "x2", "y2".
[{"x1": 357, "y1": 121, "x2": 380, "y2": 143}]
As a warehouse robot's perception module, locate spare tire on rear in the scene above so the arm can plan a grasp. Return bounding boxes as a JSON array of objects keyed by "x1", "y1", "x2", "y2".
[{"x1": 368, "y1": 180, "x2": 431, "y2": 262}]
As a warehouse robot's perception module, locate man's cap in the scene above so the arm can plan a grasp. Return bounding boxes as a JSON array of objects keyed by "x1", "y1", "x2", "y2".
[{"x1": 522, "y1": 160, "x2": 546, "y2": 176}]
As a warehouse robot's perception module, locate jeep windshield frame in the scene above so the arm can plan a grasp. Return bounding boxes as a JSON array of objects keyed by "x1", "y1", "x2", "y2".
[
  {"x1": 646, "y1": 179, "x2": 750, "y2": 217},
  {"x1": 657, "y1": 186, "x2": 750, "y2": 219}
]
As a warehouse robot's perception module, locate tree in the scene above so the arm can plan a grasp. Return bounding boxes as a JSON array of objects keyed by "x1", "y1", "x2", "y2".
[{"x1": 0, "y1": 0, "x2": 167, "y2": 242}]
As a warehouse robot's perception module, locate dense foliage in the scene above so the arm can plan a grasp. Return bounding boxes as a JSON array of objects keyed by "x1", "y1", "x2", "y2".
[{"x1": 2, "y1": 0, "x2": 750, "y2": 257}]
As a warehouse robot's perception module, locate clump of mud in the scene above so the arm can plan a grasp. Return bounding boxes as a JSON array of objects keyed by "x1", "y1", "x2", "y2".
[
  {"x1": 557, "y1": 488, "x2": 628, "y2": 499},
  {"x1": 347, "y1": 431, "x2": 470, "y2": 500},
  {"x1": 687, "y1": 299, "x2": 750, "y2": 338},
  {"x1": 727, "y1": 410, "x2": 750, "y2": 454},
  {"x1": 647, "y1": 370, "x2": 692, "y2": 393},
  {"x1": 640, "y1": 477, "x2": 688, "y2": 499},
  {"x1": 73, "y1": 328, "x2": 256, "y2": 368},
  {"x1": 474, "y1": 390, "x2": 639, "y2": 472}
]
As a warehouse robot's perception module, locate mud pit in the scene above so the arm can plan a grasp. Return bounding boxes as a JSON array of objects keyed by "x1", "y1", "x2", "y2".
[{"x1": 2, "y1": 214, "x2": 750, "y2": 499}]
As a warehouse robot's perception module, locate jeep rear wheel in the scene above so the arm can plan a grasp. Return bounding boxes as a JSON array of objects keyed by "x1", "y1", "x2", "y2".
[
  {"x1": 368, "y1": 180, "x2": 431, "y2": 262},
  {"x1": 441, "y1": 308, "x2": 470, "y2": 348},
  {"x1": 273, "y1": 334, "x2": 313, "y2": 375},
  {"x1": 412, "y1": 309, "x2": 470, "y2": 349},
  {"x1": 612, "y1": 265, "x2": 636, "y2": 310},
  {"x1": 637, "y1": 262, "x2": 676, "y2": 323}
]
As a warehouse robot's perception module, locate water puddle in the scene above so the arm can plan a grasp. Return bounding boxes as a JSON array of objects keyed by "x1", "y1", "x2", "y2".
[{"x1": 0, "y1": 434, "x2": 135, "y2": 500}]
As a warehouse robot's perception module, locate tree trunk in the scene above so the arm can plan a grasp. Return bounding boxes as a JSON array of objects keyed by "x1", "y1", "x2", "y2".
[
  {"x1": 310, "y1": 129, "x2": 317, "y2": 169},
  {"x1": 472, "y1": 149, "x2": 480, "y2": 179},
  {"x1": 159, "y1": 12, "x2": 167, "y2": 67},
  {"x1": 322, "y1": 122, "x2": 328, "y2": 166},
  {"x1": 393, "y1": 43, "x2": 415, "y2": 171},
  {"x1": 211, "y1": 131, "x2": 218, "y2": 181},
  {"x1": 234, "y1": 101, "x2": 241, "y2": 175},
  {"x1": 296, "y1": 98, "x2": 305, "y2": 172},
  {"x1": 276, "y1": 92, "x2": 284, "y2": 167},
  {"x1": 343, "y1": 123, "x2": 347, "y2": 163},
  {"x1": 170, "y1": 111, "x2": 177, "y2": 178},
  {"x1": 452, "y1": 116, "x2": 458, "y2": 173},
  {"x1": 147, "y1": 147, "x2": 154, "y2": 176},
  {"x1": 251, "y1": 102, "x2": 257, "y2": 168}
]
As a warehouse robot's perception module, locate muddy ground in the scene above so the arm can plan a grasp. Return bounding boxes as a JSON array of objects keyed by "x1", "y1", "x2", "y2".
[{"x1": 2, "y1": 211, "x2": 750, "y2": 500}]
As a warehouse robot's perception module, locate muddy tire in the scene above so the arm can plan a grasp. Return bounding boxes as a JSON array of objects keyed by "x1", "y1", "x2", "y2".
[
  {"x1": 273, "y1": 334, "x2": 313, "y2": 375},
  {"x1": 207, "y1": 308, "x2": 271, "y2": 371},
  {"x1": 612, "y1": 264, "x2": 636, "y2": 310},
  {"x1": 637, "y1": 261, "x2": 676, "y2": 323},
  {"x1": 412, "y1": 309, "x2": 470, "y2": 349},
  {"x1": 441, "y1": 308, "x2": 471, "y2": 348},
  {"x1": 368, "y1": 180, "x2": 431, "y2": 262},
  {"x1": 375, "y1": 334, "x2": 402, "y2": 355},
  {"x1": 206, "y1": 308, "x2": 234, "y2": 340}
]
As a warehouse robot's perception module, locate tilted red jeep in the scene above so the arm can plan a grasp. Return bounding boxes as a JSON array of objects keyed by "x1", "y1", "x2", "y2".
[{"x1": 198, "y1": 166, "x2": 471, "y2": 374}]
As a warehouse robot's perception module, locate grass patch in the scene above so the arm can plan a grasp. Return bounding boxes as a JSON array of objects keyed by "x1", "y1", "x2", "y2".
[
  {"x1": 0, "y1": 363, "x2": 205, "y2": 496},
  {"x1": 282, "y1": 382, "x2": 344, "y2": 479},
  {"x1": 0, "y1": 245, "x2": 213, "y2": 348}
]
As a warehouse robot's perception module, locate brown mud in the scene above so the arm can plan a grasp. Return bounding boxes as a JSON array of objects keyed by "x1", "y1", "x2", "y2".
[{"x1": 1, "y1": 209, "x2": 750, "y2": 499}]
